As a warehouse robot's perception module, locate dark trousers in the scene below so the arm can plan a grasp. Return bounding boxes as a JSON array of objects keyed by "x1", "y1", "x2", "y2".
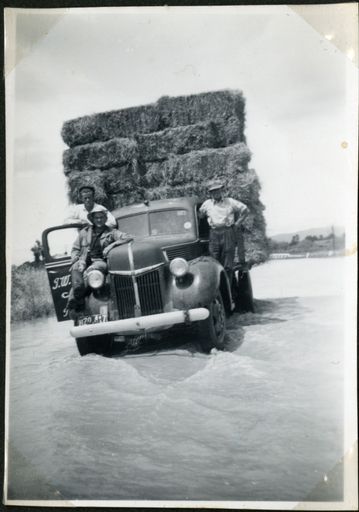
[
  {"x1": 71, "y1": 267, "x2": 86, "y2": 300},
  {"x1": 209, "y1": 226, "x2": 236, "y2": 283}
]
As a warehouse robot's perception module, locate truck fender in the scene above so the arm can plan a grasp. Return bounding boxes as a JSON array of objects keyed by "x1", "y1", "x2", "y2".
[{"x1": 170, "y1": 256, "x2": 232, "y2": 313}]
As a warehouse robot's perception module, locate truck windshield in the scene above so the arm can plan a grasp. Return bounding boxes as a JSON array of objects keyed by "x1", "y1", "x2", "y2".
[
  {"x1": 117, "y1": 209, "x2": 193, "y2": 237},
  {"x1": 117, "y1": 214, "x2": 149, "y2": 237}
]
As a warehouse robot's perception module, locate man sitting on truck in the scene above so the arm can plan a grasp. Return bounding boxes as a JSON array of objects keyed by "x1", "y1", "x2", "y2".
[
  {"x1": 67, "y1": 206, "x2": 132, "y2": 314},
  {"x1": 198, "y1": 180, "x2": 248, "y2": 284},
  {"x1": 64, "y1": 185, "x2": 117, "y2": 228}
]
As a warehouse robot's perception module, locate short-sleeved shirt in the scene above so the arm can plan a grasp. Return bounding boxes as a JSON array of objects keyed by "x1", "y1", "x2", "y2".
[
  {"x1": 199, "y1": 197, "x2": 247, "y2": 228},
  {"x1": 64, "y1": 203, "x2": 117, "y2": 228}
]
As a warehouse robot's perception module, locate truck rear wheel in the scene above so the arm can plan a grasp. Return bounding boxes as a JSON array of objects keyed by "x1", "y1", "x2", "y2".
[
  {"x1": 76, "y1": 335, "x2": 113, "y2": 356},
  {"x1": 198, "y1": 292, "x2": 227, "y2": 353}
]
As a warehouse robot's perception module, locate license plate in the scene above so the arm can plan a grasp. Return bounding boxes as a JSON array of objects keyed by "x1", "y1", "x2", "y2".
[{"x1": 78, "y1": 314, "x2": 108, "y2": 326}]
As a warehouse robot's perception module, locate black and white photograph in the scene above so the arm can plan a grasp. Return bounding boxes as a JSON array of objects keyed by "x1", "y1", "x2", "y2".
[{"x1": 4, "y1": 4, "x2": 358, "y2": 508}]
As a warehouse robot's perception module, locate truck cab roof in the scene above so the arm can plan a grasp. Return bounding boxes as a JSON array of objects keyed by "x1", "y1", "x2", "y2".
[{"x1": 112, "y1": 196, "x2": 201, "y2": 219}]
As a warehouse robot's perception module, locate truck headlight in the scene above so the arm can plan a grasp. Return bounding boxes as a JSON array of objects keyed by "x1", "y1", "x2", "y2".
[
  {"x1": 169, "y1": 258, "x2": 189, "y2": 277},
  {"x1": 87, "y1": 269, "x2": 105, "y2": 289}
]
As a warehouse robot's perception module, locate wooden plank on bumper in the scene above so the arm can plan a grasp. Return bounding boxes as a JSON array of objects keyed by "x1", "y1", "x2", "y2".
[{"x1": 70, "y1": 308, "x2": 209, "y2": 338}]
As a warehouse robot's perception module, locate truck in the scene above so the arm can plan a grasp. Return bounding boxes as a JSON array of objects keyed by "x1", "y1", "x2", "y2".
[{"x1": 42, "y1": 197, "x2": 254, "y2": 356}]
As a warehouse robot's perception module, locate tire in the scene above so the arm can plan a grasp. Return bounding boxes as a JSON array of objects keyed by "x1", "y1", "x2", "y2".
[
  {"x1": 198, "y1": 292, "x2": 227, "y2": 353},
  {"x1": 233, "y1": 270, "x2": 254, "y2": 313},
  {"x1": 76, "y1": 335, "x2": 113, "y2": 356}
]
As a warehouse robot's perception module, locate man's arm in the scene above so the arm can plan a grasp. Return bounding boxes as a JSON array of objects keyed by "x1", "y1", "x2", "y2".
[
  {"x1": 231, "y1": 198, "x2": 248, "y2": 226},
  {"x1": 102, "y1": 230, "x2": 134, "y2": 257},
  {"x1": 198, "y1": 200, "x2": 209, "y2": 219},
  {"x1": 64, "y1": 205, "x2": 88, "y2": 225},
  {"x1": 110, "y1": 230, "x2": 133, "y2": 244},
  {"x1": 71, "y1": 233, "x2": 82, "y2": 263}
]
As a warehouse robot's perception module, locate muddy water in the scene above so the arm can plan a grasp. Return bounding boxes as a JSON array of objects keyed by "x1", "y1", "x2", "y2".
[{"x1": 7, "y1": 258, "x2": 346, "y2": 502}]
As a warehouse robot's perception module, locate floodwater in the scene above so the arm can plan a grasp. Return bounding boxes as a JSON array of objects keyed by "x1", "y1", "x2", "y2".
[{"x1": 6, "y1": 258, "x2": 349, "y2": 503}]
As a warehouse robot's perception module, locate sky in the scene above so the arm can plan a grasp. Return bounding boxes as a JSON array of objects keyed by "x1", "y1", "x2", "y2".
[{"x1": 5, "y1": 5, "x2": 358, "y2": 264}]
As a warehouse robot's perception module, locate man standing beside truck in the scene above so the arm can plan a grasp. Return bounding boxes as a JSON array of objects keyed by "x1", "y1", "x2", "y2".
[{"x1": 198, "y1": 181, "x2": 248, "y2": 284}]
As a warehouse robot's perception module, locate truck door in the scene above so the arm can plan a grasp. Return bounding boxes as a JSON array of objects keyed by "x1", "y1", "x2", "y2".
[{"x1": 42, "y1": 225, "x2": 82, "y2": 322}]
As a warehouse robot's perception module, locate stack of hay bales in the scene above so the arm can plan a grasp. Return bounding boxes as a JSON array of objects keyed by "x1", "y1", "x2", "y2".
[{"x1": 62, "y1": 90, "x2": 268, "y2": 265}]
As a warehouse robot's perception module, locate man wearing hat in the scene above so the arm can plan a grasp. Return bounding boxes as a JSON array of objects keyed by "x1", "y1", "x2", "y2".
[
  {"x1": 67, "y1": 206, "x2": 132, "y2": 312},
  {"x1": 65, "y1": 185, "x2": 117, "y2": 228},
  {"x1": 198, "y1": 180, "x2": 248, "y2": 284}
]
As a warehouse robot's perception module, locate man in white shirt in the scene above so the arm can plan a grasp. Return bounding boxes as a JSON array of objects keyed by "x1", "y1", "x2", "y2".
[
  {"x1": 198, "y1": 180, "x2": 248, "y2": 283},
  {"x1": 64, "y1": 185, "x2": 117, "y2": 228}
]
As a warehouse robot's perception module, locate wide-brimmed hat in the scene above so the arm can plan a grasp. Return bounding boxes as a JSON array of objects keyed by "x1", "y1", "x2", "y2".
[
  {"x1": 208, "y1": 180, "x2": 224, "y2": 192},
  {"x1": 87, "y1": 206, "x2": 108, "y2": 221}
]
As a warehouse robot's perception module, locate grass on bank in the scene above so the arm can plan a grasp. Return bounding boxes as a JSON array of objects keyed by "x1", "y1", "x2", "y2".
[{"x1": 11, "y1": 264, "x2": 53, "y2": 322}]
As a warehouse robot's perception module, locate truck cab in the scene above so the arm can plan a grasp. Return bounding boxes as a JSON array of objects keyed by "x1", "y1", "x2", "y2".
[{"x1": 42, "y1": 197, "x2": 253, "y2": 355}]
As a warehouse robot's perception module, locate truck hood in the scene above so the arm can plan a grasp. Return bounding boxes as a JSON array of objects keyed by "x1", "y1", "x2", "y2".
[{"x1": 107, "y1": 240, "x2": 167, "y2": 272}]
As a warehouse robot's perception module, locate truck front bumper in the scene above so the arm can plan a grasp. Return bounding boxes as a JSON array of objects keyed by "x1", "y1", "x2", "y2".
[{"x1": 70, "y1": 308, "x2": 209, "y2": 338}]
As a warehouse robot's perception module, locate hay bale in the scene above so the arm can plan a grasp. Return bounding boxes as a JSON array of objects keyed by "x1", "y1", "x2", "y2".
[
  {"x1": 244, "y1": 233, "x2": 269, "y2": 266},
  {"x1": 61, "y1": 90, "x2": 267, "y2": 266},
  {"x1": 225, "y1": 169, "x2": 262, "y2": 205},
  {"x1": 139, "y1": 161, "x2": 164, "y2": 187},
  {"x1": 142, "y1": 144, "x2": 251, "y2": 187},
  {"x1": 222, "y1": 116, "x2": 245, "y2": 145},
  {"x1": 66, "y1": 170, "x2": 109, "y2": 208},
  {"x1": 103, "y1": 165, "x2": 141, "y2": 194},
  {"x1": 136, "y1": 120, "x2": 239, "y2": 162},
  {"x1": 109, "y1": 189, "x2": 146, "y2": 209},
  {"x1": 63, "y1": 138, "x2": 138, "y2": 174},
  {"x1": 144, "y1": 184, "x2": 203, "y2": 202},
  {"x1": 157, "y1": 90, "x2": 245, "y2": 136},
  {"x1": 66, "y1": 163, "x2": 142, "y2": 210},
  {"x1": 62, "y1": 104, "x2": 160, "y2": 147},
  {"x1": 61, "y1": 90, "x2": 245, "y2": 148}
]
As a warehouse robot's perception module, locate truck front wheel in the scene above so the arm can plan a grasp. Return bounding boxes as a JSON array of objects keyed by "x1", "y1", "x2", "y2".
[
  {"x1": 198, "y1": 292, "x2": 226, "y2": 353},
  {"x1": 76, "y1": 335, "x2": 113, "y2": 356}
]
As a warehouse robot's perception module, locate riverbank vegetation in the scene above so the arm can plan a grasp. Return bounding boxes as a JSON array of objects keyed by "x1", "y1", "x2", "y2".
[
  {"x1": 11, "y1": 263, "x2": 53, "y2": 322},
  {"x1": 268, "y1": 232, "x2": 345, "y2": 256}
]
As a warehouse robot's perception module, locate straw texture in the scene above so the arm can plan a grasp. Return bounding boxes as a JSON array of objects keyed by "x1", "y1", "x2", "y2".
[
  {"x1": 63, "y1": 138, "x2": 138, "y2": 174},
  {"x1": 62, "y1": 90, "x2": 267, "y2": 265}
]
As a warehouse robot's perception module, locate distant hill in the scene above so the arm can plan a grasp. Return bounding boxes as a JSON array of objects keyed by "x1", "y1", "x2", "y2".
[{"x1": 270, "y1": 226, "x2": 345, "y2": 243}]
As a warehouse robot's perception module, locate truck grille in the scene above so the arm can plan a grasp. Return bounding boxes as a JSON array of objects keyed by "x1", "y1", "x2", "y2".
[
  {"x1": 112, "y1": 275, "x2": 136, "y2": 319},
  {"x1": 112, "y1": 269, "x2": 163, "y2": 319}
]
